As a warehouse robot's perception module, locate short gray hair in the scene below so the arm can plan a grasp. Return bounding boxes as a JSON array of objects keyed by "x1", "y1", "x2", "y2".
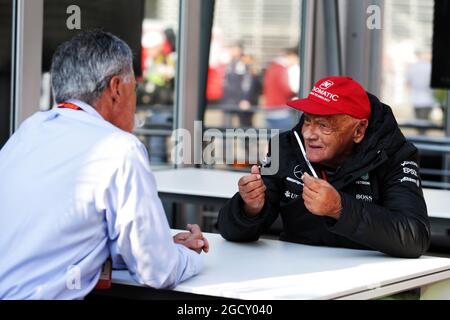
[{"x1": 50, "y1": 30, "x2": 133, "y2": 105}]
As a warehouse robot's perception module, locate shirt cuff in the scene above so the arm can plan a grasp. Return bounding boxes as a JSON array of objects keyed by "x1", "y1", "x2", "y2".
[{"x1": 175, "y1": 243, "x2": 204, "y2": 277}]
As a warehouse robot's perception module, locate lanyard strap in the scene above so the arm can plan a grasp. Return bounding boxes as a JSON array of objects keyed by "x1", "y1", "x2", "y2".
[{"x1": 57, "y1": 102, "x2": 84, "y2": 111}]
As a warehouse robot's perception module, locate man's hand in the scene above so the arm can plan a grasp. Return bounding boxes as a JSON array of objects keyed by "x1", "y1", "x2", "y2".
[
  {"x1": 238, "y1": 165, "x2": 266, "y2": 216},
  {"x1": 173, "y1": 224, "x2": 209, "y2": 254},
  {"x1": 302, "y1": 172, "x2": 342, "y2": 219}
]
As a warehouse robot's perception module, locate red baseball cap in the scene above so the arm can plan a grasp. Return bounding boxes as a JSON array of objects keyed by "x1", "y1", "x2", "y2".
[{"x1": 287, "y1": 76, "x2": 371, "y2": 119}]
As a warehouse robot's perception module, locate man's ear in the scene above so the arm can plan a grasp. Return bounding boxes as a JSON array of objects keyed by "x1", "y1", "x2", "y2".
[
  {"x1": 353, "y1": 119, "x2": 369, "y2": 144},
  {"x1": 108, "y1": 76, "x2": 122, "y2": 104}
]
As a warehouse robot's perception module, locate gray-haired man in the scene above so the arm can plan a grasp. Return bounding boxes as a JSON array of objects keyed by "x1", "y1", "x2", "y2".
[{"x1": 0, "y1": 30, "x2": 208, "y2": 300}]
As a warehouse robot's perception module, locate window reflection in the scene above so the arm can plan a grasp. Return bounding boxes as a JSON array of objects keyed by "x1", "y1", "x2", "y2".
[
  {"x1": 381, "y1": 0, "x2": 445, "y2": 136},
  {"x1": 135, "y1": 8, "x2": 178, "y2": 166},
  {"x1": 39, "y1": 0, "x2": 179, "y2": 168},
  {"x1": 204, "y1": 0, "x2": 300, "y2": 171}
]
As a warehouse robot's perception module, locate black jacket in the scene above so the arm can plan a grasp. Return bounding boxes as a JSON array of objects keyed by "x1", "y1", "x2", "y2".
[{"x1": 218, "y1": 93, "x2": 431, "y2": 258}]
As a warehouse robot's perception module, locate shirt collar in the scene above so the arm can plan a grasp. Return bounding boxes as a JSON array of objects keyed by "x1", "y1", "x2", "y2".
[{"x1": 65, "y1": 99, "x2": 105, "y2": 120}]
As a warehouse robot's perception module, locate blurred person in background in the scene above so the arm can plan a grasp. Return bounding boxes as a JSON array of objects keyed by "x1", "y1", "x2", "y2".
[
  {"x1": 406, "y1": 50, "x2": 436, "y2": 124},
  {"x1": 140, "y1": 27, "x2": 177, "y2": 164},
  {"x1": 142, "y1": 28, "x2": 176, "y2": 106},
  {"x1": 262, "y1": 47, "x2": 299, "y2": 130},
  {"x1": 221, "y1": 41, "x2": 260, "y2": 128}
]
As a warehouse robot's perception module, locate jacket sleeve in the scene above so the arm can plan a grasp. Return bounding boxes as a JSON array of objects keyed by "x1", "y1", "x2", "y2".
[
  {"x1": 217, "y1": 145, "x2": 282, "y2": 242},
  {"x1": 326, "y1": 153, "x2": 431, "y2": 258}
]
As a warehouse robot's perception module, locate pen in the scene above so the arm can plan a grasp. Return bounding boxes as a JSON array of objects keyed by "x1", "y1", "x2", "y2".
[{"x1": 293, "y1": 131, "x2": 319, "y2": 178}]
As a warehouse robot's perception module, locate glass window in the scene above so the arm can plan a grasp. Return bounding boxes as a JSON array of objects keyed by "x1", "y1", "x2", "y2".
[
  {"x1": 136, "y1": 0, "x2": 178, "y2": 168},
  {"x1": 204, "y1": 0, "x2": 301, "y2": 171},
  {"x1": 40, "y1": 0, "x2": 179, "y2": 169},
  {"x1": 0, "y1": 0, "x2": 12, "y2": 148},
  {"x1": 381, "y1": 0, "x2": 450, "y2": 189}
]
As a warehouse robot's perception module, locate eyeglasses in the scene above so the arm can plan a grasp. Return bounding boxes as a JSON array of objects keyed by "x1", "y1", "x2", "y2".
[{"x1": 303, "y1": 117, "x2": 334, "y2": 135}]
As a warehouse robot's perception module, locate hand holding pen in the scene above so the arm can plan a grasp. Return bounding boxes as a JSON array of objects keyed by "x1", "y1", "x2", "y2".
[{"x1": 238, "y1": 165, "x2": 266, "y2": 217}]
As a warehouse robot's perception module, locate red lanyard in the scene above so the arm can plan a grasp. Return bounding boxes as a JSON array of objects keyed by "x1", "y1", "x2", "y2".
[{"x1": 57, "y1": 102, "x2": 84, "y2": 111}]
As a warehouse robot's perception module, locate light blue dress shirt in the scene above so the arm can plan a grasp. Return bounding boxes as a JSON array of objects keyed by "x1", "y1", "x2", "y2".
[{"x1": 0, "y1": 100, "x2": 203, "y2": 299}]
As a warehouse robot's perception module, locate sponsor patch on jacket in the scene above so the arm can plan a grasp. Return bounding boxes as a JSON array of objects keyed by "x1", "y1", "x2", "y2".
[
  {"x1": 399, "y1": 161, "x2": 420, "y2": 187},
  {"x1": 403, "y1": 167, "x2": 418, "y2": 177},
  {"x1": 355, "y1": 194, "x2": 373, "y2": 202},
  {"x1": 293, "y1": 165, "x2": 304, "y2": 180},
  {"x1": 401, "y1": 161, "x2": 418, "y2": 167},
  {"x1": 354, "y1": 172, "x2": 371, "y2": 185},
  {"x1": 284, "y1": 190, "x2": 299, "y2": 200},
  {"x1": 360, "y1": 173, "x2": 369, "y2": 180},
  {"x1": 399, "y1": 176, "x2": 420, "y2": 187}
]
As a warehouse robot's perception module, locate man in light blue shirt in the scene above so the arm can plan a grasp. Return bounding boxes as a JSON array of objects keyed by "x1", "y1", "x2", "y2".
[{"x1": 0, "y1": 31, "x2": 208, "y2": 299}]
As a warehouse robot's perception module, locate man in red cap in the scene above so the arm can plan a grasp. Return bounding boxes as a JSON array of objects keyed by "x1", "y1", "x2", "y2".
[{"x1": 218, "y1": 76, "x2": 430, "y2": 258}]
